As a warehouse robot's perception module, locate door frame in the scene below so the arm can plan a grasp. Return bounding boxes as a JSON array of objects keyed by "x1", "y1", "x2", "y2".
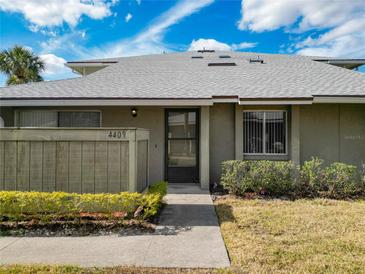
[{"x1": 164, "y1": 108, "x2": 200, "y2": 183}]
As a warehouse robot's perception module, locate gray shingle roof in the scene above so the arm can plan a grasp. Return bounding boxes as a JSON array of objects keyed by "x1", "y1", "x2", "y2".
[{"x1": 1, "y1": 51, "x2": 365, "y2": 100}]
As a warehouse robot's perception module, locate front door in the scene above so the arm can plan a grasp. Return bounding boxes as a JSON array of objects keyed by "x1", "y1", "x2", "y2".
[{"x1": 165, "y1": 109, "x2": 199, "y2": 184}]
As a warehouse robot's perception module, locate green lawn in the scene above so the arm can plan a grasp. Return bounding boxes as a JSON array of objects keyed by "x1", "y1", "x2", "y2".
[{"x1": 215, "y1": 197, "x2": 365, "y2": 273}]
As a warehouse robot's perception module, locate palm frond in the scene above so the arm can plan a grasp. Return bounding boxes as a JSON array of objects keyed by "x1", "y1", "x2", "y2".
[{"x1": 0, "y1": 45, "x2": 45, "y2": 86}]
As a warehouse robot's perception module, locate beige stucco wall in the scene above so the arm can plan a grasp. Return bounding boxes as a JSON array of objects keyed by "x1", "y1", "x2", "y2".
[
  {"x1": 100, "y1": 106, "x2": 165, "y2": 183},
  {"x1": 209, "y1": 103, "x2": 235, "y2": 185},
  {"x1": 2, "y1": 103, "x2": 364, "y2": 186},
  {"x1": 300, "y1": 104, "x2": 365, "y2": 167}
]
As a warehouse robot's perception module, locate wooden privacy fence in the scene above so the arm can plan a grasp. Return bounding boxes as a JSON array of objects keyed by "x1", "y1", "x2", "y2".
[{"x1": 0, "y1": 128, "x2": 149, "y2": 193}]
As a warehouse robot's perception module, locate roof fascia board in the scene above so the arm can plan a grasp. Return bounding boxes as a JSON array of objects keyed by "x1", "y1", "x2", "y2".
[
  {"x1": 313, "y1": 97, "x2": 365, "y2": 104},
  {"x1": 239, "y1": 100, "x2": 313, "y2": 105},
  {"x1": 212, "y1": 98, "x2": 239, "y2": 103},
  {"x1": 313, "y1": 59, "x2": 365, "y2": 64},
  {"x1": 0, "y1": 99, "x2": 214, "y2": 107},
  {"x1": 65, "y1": 63, "x2": 111, "y2": 68}
]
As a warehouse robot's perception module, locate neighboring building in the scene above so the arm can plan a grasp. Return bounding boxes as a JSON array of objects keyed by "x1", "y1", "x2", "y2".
[{"x1": 0, "y1": 51, "x2": 364, "y2": 191}]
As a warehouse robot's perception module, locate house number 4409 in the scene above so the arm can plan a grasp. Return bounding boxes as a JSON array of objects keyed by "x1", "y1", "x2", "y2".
[{"x1": 108, "y1": 131, "x2": 126, "y2": 139}]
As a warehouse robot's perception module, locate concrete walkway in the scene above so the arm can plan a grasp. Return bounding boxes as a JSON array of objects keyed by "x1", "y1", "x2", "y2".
[{"x1": 0, "y1": 184, "x2": 230, "y2": 268}]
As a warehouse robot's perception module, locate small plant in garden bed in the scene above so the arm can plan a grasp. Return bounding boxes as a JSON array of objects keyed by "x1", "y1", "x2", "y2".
[
  {"x1": 0, "y1": 219, "x2": 156, "y2": 237},
  {"x1": 221, "y1": 159, "x2": 365, "y2": 199},
  {"x1": 0, "y1": 181, "x2": 167, "y2": 236},
  {"x1": 221, "y1": 160, "x2": 298, "y2": 197}
]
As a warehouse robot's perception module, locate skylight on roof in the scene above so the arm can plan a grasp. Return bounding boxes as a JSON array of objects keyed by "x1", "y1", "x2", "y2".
[
  {"x1": 191, "y1": 56, "x2": 204, "y2": 59},
  {"x1": 197, "y1": 49, "x2": 215, "y2": 53},
  {"x1": 249, "y1": 56, "x2": 264, "y2": 64},
  {"x1": 208, "y1": 62, "x2": 236, "y2": 66},
  {"x1": 219, "y1": 55, "x2": 231, "y2": 58}
]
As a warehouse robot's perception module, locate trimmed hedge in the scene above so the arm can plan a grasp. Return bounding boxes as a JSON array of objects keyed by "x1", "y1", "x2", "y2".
[
  {"x1": 221, "y1": 160, "x2": 297, "y2": 197},
  {"x1": 221, "y1": 159, "x2": 365, "y2": 199},
  {"x1": 299, "y1": 159, "x2": 364, "y2": 199},
  {"x1": 0, "y1": 181, "x2": 167, "y2": 221},
  {"x1": 148, "y1": 181, "x2": 168, "y2": 197}
]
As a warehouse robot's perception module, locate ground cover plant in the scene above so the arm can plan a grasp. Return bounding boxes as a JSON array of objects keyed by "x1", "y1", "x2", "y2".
[
  {"x1": 215, "y1": 197, "x2": 365, "y2": 274},
  {"x1": 0, "y1": 181, "x2": 167, "y2": 236},
  {"x1": 221, "y1": 158, "x2": 365, "y2": 199}
]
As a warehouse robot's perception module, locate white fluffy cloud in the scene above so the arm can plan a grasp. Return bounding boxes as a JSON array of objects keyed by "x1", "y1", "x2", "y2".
[
  {"x1": 38, "y1": 53, "x2": 77, "y2": 81},
  {"x1": 40, "y1": 54, "x2": 68, "y2": 75},
  {"x1": 188, "y1": 38, "x2": 257, "y2": 51},
  {"x1": 237, "y1": 0, "x2": 364, "y2": 32},
  {"x1": 125, "y1": 13, "x2": 132, "y2": 23},
  {"x1": 237, "y1": 0, "x2": 365, "y2": 57},
  {"x1": 30, "y1": 0, "x2": 215, "y2": 61},
  {"x1": 231, "y1": 42, "x2": 257, "y2": 50},
  {"x1": 189, "y1": 38, "x2": 231, "y2": 51},
  {"x1": 0, "y1": 0, "x2": 114, "y2": 27}
]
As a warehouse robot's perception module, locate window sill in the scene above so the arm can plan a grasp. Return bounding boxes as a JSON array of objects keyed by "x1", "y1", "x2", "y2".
[{"x1": 242, "y1": 154, "x2": 289, "y2": 161}]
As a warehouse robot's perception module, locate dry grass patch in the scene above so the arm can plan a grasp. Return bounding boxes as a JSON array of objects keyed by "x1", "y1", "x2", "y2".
[
  {"x1": 0, "y1": 265, "x2": 218, "y2": 274},
  {"x1": 215, "y1": 197, "x2": 365, "y2": 273}
]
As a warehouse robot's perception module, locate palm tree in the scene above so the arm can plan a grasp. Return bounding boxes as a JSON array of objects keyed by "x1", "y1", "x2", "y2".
[{"x1": 0, "y1": 45, "x2": 45, "y2": 85}]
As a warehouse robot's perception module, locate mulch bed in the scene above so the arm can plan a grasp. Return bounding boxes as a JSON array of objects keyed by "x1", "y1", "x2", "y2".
[{"x1": 0, "y1": 219, "x2": 156, "y2": 237}]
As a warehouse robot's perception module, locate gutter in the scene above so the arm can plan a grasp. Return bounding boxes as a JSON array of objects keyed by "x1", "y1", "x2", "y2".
[
  {"x1": 313, "y1": 96, "x2": 365, "y2": 104},
  {"x1": 0, "y1": 98, "x2": 214, "y2": 107},
  {"x1": 1, "y1": 96, "x2": 365, "y2": 107},
  {"x1": 239, "y1": 98, "x2": 313, "y2": 105}
]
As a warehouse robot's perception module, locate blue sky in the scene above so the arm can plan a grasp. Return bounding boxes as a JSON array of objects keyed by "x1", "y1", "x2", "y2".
[{"x1": 0, "y1": 0, "x2": 364, "y2": 86}]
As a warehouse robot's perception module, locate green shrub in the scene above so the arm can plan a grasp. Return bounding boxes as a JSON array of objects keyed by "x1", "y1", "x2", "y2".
[
  {"x1": 221, "y1": 160, "x2": 297, "y2": 197},
  {"x1": 221, "y1": 159, "x2": 364, "y2": 199},
  {"x1": 221, "y1": 160, "x2": 252, "y2": 195},
  {"x1": 322, "y1": 162, "x2": 363, "y2": 199},
  {"x1": 298, "y1": 157, "x2": 325, "y2": 197},
  {"x1": 148, "y1": 181, "x2": 168, "y2": 197},
  {"x1": 0, "y1": 183, "x2": 167, "y2": 222}
]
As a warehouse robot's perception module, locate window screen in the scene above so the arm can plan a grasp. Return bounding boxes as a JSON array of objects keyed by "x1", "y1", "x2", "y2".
[
  {"x1": 18, "y1": 111, "x2": 100, "y2": 127},
  {"x1": 58, "y1": 112, "x2": 100, "y2": 127},
  {"x1": 243, "y1": 111, "x2": 287, "y2": 154},
  {"x1": 18, "y1": 111, "x2": 58, "y2": 127}
]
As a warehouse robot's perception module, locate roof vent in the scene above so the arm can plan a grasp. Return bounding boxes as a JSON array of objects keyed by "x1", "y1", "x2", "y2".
[
  {"x1": 191, "y1": 56, "x2": 204, "y2": 59},
  {"x1": 208, "y1": 62, "x2": 236, "y2": 66},
  {"x1": 197, "y1": 49, "x2": 215, "y2": 53},
  {"x1": 219, "y1": 55, "x2": 231, "y2": 58},
  {"x1": 249, "y1": 56, "x2": 264, "y2": 64}
]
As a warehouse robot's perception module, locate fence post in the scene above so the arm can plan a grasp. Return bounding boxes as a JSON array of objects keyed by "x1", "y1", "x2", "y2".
[{"x1": 128, "y1": 130, "x2": 138, "y2": 192}]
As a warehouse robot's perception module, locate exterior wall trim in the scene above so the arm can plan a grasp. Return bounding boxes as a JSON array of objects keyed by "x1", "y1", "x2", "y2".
[
  {"x1": 200, "y1": 106, "x2": 210, "y2": 189},
  {"x1": 239, "y1": 100, "x2": 313, "y2": 105},
  {"x1": 290, "y1": 106, "x2": 300, "y2": 165},
  {"x1": 3, "y1": 97, "x2": 365, "y2": 107},
  {"x1": 313, "y1": 97, "x2": 365, "y2": 104},
  {"x1": 0, "y1": 99, "x2": 214, "y2": 107}
]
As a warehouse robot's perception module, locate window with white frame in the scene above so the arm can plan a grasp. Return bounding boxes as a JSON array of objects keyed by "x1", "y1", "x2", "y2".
[
  {"x1": 243, "y1": 111, "x2": 287, "y2": 155},
  {"x1": 18, "y1": 111, "x2": 100, "y2": 127}
]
